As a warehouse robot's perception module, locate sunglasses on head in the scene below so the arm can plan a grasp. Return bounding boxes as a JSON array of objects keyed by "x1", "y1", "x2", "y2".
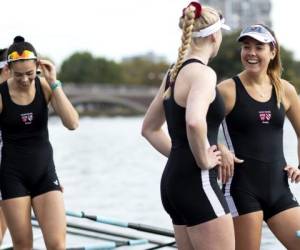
[{"x1": 7, "y1": 50, "x2": 37, "y2": 63}]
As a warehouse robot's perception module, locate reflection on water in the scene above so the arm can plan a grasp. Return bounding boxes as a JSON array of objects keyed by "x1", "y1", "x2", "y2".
[{"x1": 3, "y1": 117, "x2": 299, "y2": 249}]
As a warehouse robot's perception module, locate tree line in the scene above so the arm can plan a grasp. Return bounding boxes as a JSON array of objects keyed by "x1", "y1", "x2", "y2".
[{"x1": 58, "y1": 31, "x2": 300, "y2": 92}]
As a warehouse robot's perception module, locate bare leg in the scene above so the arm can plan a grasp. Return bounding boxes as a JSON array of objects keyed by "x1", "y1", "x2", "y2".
[
  {"x1": 267, "y1": 207, "x2": 300, "y2": 250},
  {"x1": 233, "y1": 211, "x2": 263, "y2": 250},
  {"x1": 32, "y1": 191, "x2": 66, "y2": 250},
  {"x1": 173, "y1": 224, "x2": 194, "y2": 250},
  {"x1": 1, "y1": 196, "x2": 33, "y2": 250},
  {"x1": 187, "y1": 214, "x2": 235, "y2": 250},
  {"x1": 0, "y1": 206, "x2": 7, "y2": 244}
]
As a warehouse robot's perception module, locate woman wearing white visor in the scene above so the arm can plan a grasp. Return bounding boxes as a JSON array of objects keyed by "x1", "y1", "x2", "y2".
[
  {"x1": 142, "y1": 1, "x2": 234, "y2": 249},
  {"x1": 218, "y1": 24, "x2": 300, "y2": 250}
]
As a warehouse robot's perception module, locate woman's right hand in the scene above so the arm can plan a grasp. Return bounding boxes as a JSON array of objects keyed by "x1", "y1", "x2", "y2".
[
  {"x1": 217, "y1": 143, "x2": 244, "y2": 183},
  {"x1": 206, "y1": 145, "x2": 222, "y2": 169}
]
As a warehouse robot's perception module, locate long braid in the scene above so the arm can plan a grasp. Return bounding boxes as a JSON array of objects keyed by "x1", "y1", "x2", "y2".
[{"x1": 163, "y1": 6, "x2": 196, "y2": 99}]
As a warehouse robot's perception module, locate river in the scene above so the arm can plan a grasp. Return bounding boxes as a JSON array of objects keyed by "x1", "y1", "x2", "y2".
[{"x1": 3, "y1": 116, "x2": 300, "y2": 249}]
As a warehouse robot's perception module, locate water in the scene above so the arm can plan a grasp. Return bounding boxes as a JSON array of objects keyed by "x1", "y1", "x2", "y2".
[{"x1": 3, "y1": 116, "x2": 300, "y2": 249}]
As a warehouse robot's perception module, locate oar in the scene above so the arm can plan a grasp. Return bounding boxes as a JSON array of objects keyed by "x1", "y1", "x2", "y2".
[
  {"x1": 31, "y1": 217, "x2": 176, "y2": 248},
  {"x1": 144, "y1": 240, "x2": 176, "y2": 250},
  {"x1": 32, "y1": 222, "x2": 149, "y2": 247},
  {"x1": 65, "y1": 239, "x2": 148, "y2": 250},
  {"x1": 66, "y1": 211, "x2": 174, "y2": 237}
]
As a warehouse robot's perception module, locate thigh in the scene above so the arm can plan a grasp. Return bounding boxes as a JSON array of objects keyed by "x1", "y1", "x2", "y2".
[
  {"x1": 1, "y1": 196, "x2": 33, "y2": 245},
  {"x1": 187, "y1": 214, "x2": 235, "y2": 250},
  {"x1": 0, "y1": 207, "x2": 7, "y2": 242},
  {"x1": 173, "y1": 225, "x2": 194, "y2": 250},
  {"x1": 267, "y1": 207, "x2": 300, "y2": 250},
  {"x1": 233, "y1": 211, "x2": 263, "y2": 250},
  {"x1": 32, "y1": 191, "x2": 66, "y2": 243}
]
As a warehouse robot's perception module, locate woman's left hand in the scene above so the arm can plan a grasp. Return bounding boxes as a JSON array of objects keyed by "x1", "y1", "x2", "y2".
[
  {"x1": 38, "y1": 59, "x2": 57, "y2": 84},
  {"x1": 284, "y1": 165, "x2": 300, "y2": 183}
]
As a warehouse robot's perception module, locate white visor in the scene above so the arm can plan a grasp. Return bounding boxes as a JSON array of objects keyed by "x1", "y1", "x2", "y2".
[
  {"x1": 192, "y1": 18, "x2": 231, "y2": 38},
  {"x1": 0, "y1": 61, "x2": 7, "y2": 69},
  {"x1": 237, "y1": 25, "x2": 275, "y2": 44}
]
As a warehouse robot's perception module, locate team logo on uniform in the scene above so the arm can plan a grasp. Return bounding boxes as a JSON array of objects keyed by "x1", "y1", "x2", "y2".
[
  {"x1": 258, "y1": 111, "x2": 271, "y2": 124},
  {"x1": 20, "y1": 112, "x2": 33, "y2": 125}
]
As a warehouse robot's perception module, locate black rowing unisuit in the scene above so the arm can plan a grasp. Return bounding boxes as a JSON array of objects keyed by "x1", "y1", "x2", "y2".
[{"x1": 0, "y1": 77, "x2": 61, "y2": 200}]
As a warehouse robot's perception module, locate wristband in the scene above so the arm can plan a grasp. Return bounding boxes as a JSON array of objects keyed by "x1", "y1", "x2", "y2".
[{"x1": 50, "y1": 80, "x2": 62, "y2": 91}]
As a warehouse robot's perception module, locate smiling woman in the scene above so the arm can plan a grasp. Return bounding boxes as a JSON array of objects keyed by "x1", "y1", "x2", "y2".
[
  {"x1": 0, "y1": 36, "x2": 79, "y2": 250},
  {"x1": 217, "y1": 24, "x2": 300, "y2": 250}
]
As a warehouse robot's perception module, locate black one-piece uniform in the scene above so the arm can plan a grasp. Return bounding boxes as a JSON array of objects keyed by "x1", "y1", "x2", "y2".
[
  {"x1": 161, "y1": 59, "x2": 229, "y2": 226},
  {"x1": 0, "y1": 77, "x2": 61, "y2": 200},
  {"x1": 223, "y1": 76, "x2": 298, "y2": 221}
]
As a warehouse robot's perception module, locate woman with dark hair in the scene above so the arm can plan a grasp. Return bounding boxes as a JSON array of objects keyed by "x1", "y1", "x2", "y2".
[
  {"x1": 0, "y1": 48, "x2": 9, "y2": 244},
  {"x1": 218, "y1": 24, "x2": 300, "y2": 250},
  {"x1": 0, "y1": 36, "x2": 79, "y2": 249}
]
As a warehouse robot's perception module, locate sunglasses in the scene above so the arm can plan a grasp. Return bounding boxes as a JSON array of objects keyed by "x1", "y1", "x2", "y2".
[{"x1": 7, "y1": 50, "x2": 37, "y2": 63}]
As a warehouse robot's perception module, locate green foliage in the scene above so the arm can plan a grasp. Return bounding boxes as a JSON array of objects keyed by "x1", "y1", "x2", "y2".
[
  {"x1": 58, "y1": 38, "x2": 300, "y2": 91},
  {"x1": 210, "y1": 31, "x2": 243, "y2": 81},
  {"x1": 120, "y1": 53, "x2": 169, "y2": 85},
  {"x1": 59, "y1": 52, "x2": 122, "y2": 84},
  {"x1": 281, "y1": 48, "x2": 300, "y2": 91}
]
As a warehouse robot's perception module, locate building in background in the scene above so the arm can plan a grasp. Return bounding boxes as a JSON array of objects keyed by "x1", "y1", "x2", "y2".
[{"x1": 201, "y1": 0, "x2": 272, "y2": 30}]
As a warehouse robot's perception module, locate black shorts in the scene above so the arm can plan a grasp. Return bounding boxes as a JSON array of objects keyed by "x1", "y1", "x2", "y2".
[
  {"x1": 0, "y1": 145, "x2": 62, "y2": 200},
  {"x1": 223, "y1": 157, "x2": 299, "y2": 221},
  {"x1": 161, "y1": 149, "x2": 230, "y2": 226}
]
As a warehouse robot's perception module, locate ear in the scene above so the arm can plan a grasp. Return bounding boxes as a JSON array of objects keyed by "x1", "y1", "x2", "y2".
[
  {"x1": 36, "y1": 59, "x2": 40, "y2": 68},
  {"x1": 210, "y1": 33, "x2": 217, "y2": 43},
  {"x1": 270, "y1": 47, "x2": 277, "y2": 60}
]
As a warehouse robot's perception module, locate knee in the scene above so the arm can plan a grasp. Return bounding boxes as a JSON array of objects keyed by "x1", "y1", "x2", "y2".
[
  {"x1": 44, "y1": 239, "x2": 66, "y2": 250},
  {"x1": 12, "y1": 239, "x2": 33, "y2": 250}
]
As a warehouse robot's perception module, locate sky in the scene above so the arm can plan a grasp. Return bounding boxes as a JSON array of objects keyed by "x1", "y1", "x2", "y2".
[{"x1": 0, "y1": 0, "x2": 298, "y2": 66}]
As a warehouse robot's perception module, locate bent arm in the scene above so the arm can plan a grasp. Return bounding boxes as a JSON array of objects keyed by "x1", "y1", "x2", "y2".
[
  {"x1": 39, "y1": 59, "x2": 79, "y2": 130},
  {"x1": 141, "y1": 74, "x2": 171, "y2": 157},
  {"x1": 186, "y1": 67, "x2": 216, "y2": 169},
  {"x1": 285, "y1": 81, "x2": 300, "y2": 167}
]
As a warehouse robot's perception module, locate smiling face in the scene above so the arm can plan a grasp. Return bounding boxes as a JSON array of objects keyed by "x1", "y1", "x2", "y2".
[
  {"x1": 10, "y1": 60, "x2": 37, "y2": 88},
  {"x1": 240, "y1": 37, "x2": 276, "y2": 74}
]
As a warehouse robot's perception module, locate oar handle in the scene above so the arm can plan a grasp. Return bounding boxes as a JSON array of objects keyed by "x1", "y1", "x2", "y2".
[
  {"x1": 66, "y1": 210, "x2": 129, "y2": 227},
  {"x1": 66, "y1": 211, "x2": 84, "y2": 218},
  {"x1": 66, "y1": 239, "x2": 149, "y2": 250},
  {"x1": 129, "y1": 223, "x2": 175, "y2": 237},
  {"x1": 127, "y1": 239, "x2": 148, "y2": 246},
  {"x1": 93, "y1": 215, "x2": 128, "y2": 227}
]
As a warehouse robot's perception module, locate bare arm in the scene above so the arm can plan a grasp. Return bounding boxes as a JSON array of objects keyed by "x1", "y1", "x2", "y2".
[
  {"x1": 39, "y1": 59, "x2": 79, "y2": 130},
  {"x1": 141, "y1": 74, "x2": 171, "y2": 157},
  {"x1": 186, "y1": 66, "x2": 221, "y2": 169},
  {"x1": 285, "y1": 80, "x2": 300, "y2": 167}
]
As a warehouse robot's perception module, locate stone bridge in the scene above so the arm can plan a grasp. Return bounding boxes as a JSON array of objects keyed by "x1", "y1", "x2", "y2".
[{"x1": 54, "y1": 84, "x2": 157, "y2": 116}]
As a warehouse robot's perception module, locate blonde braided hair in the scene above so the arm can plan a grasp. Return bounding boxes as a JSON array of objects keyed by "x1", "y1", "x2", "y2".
[
  {"x1": 163, "y1": 6, "x2": 196, "y2": 99},
  {"x1": 163, "y1": 6, "x2": 221, "y2": 99}
]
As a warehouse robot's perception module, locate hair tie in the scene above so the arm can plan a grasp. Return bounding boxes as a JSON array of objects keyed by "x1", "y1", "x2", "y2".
[{"x1": 182, "y1": 2, "x2": 202, "y2": 19}]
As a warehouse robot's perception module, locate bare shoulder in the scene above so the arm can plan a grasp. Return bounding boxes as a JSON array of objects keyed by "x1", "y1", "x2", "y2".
[
  {"x1": 282, "y1": 79, "x2": 297, "y2": 96},
  {"x1": 187, "y1": 63, "x2": 217, "y2": 87},
  {"x1": 217, "y1": 78, "x2": 236, "y2": 96}
]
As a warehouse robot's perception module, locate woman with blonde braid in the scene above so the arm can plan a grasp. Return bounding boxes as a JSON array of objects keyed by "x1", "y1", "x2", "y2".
[
  {"x1": 219, "y1": 24, "x2": 300, "y2": 249},
  {"x1": 142, "y1": 2, "x2": 234, "y2": 249}
]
